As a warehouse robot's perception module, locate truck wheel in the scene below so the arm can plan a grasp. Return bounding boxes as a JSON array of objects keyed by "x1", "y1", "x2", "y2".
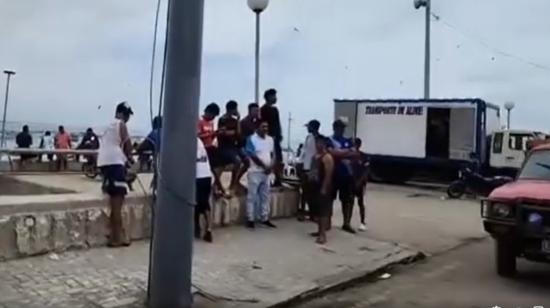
[
  {"x1": 447, "y1": 181, "x2": 465, "y2": 199},
  {"x1": 495, "y1": 238, "x2": 516, "y2": 277}
]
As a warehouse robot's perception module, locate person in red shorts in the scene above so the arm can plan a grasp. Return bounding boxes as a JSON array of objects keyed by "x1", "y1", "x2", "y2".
[{"x1": 198, "y1": 103, "x2": 225, "y2": 196}]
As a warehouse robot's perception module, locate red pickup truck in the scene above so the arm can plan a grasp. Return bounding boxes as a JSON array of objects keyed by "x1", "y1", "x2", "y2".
[{"x1": 482, "y1": 143, "x2": 550, "y2": 276}]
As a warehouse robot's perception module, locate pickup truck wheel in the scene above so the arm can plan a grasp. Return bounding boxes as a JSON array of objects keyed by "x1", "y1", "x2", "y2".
[{"x1": 495, "y1": 238, "x2": 516, "y2": 277}]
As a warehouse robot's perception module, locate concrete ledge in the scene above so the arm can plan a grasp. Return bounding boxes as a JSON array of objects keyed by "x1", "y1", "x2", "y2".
[{"x1": 0, "y1": 189, "x2": 299, "y2": 261}]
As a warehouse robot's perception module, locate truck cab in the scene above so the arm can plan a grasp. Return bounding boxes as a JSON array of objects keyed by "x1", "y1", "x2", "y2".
[
  {"x1": 487, "y1": 129, "x2": 540, "y2": 175},
  {"x1": 482, "y1": 144, "x2": 550, "y2": 276}
]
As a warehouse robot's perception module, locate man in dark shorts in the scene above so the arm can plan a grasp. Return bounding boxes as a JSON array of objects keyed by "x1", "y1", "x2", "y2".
[
  {"x1": 353, "y1": 138, "x2": 369, "y2": 231},
  {"x1": 217, "y1": 100, "x2": 244, "y2": 195},
  {"x1": 260, "y1": 89, "x2": 283, "y2": 187},
  {"x1": 308, "y1": 135, "x2": 334, "y2": 244},
  {"x1": 196, "y1": 137, "x2": 213, "y2": 243},
  {"x1": 328, "y1": 119, "x2": 359, "y2": 234},
  {"x1": 237, "y1": 103, "x2": 261, "y2": 188},
  {"x1": 198, "y1": 103, "x2": 223, "y2": 195},
  {"x1": 97, "y1": 102, "x2": 135, "y2": 247}
]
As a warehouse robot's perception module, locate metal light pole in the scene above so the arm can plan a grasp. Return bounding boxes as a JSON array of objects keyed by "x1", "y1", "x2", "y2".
[
  {"x1": 414, "y1": 0, "x2": 431, "y2": 99},
  {"x1": 248, "y1": 0, "x2": 270, "y2": 104},
  {"x1": 148, "y1": 0, "x2": 204, "y2": 307},
  {"x1": 504, "y1": 101, "x2": 515, "y2": 130},
  {"x1": 1, "y1": 70, "x2": 16, "y2": 148}
]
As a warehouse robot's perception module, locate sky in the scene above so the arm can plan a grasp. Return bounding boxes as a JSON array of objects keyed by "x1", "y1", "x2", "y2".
[{"x1": 0, "y1": 0, "x2": 549, "y2": 145}]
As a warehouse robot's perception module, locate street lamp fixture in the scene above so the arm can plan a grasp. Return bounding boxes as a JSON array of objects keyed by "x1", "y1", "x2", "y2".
[
  {"x1": 247, "y1": 0, "x2": 270, "y2": 104},
  {"x1": 504, "y1": 101, "x2": 515, "y2": 129},
  {"x1": 414, "y1": 0, "x2": 431, "y2": 100},
  {"x1": 248, "y1": 0, "x2": 269, "y2": 13},
  {"x1": 1, "y1": 70, "x2": 16, "y2": 148}
]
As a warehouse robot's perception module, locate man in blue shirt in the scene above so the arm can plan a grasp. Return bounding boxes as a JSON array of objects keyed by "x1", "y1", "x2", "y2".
[{"x1": 328, "y1": 119, "x2": 358, "y2": 234}]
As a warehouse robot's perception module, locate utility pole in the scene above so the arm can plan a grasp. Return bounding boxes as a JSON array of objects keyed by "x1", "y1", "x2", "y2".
[
  {"x1": 414, "y1": 0, "x2": 431, "y2": 99},
  {"x1": 148, "y1": 0, "x2": 204, "y2": 307},
  {"x1": 287, "y1": 112, "x2": 292, "y2": 151},
  {"x1": 1, "y1": 70, "x2": 16, "y2": 148}
]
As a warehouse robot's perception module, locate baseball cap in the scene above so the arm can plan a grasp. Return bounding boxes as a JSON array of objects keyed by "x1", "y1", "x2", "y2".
[{"x1": 332, "y1": 119, "x2": 347, "y2": 128}]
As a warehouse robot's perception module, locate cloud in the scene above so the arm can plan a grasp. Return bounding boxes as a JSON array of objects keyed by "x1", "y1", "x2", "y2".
[{"x1": 0, "y1": 0, "x2": 549, "y2": 142}]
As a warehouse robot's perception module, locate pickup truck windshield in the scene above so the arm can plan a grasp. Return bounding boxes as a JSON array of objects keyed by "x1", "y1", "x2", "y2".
[{"x1": 519, "y1": 150, "x2": 550, "y2": 180}]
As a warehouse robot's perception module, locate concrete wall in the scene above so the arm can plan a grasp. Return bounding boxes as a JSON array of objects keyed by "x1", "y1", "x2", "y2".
[{"x1": 0, "y1": 190, "x2": 299, "y2": 261}]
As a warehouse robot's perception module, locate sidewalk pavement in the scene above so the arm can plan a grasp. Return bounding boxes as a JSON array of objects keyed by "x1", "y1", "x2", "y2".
[{"x1": 0, "y1": 216, "x2": 418, "y2": 308}]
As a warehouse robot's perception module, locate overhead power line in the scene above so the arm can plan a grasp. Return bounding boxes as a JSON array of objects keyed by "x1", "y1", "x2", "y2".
[{"x1": 431, "y1": 12, "x2": 550, "y2": 73}]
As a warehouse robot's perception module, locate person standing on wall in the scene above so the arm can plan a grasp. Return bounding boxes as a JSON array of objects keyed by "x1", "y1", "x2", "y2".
[
  {"x1": 298, "y1": 120, "x2": 321, "y2": 221},
  {"x1": 97, "y1": 102, "x2": 135, "y2": 247},
  {"x1": 245, "y1": 120, "x2": 277, "y2": 229},
  {"x1": 260, "y1": 89, "x2": 283, "y2": 187},
  {"x1": 328, "y1": 119, "x2": 358, "y2": 234}
]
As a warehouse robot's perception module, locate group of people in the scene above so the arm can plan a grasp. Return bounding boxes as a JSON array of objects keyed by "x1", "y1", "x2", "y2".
[
  {"x1": 15, "y1": 124, "x2": 96, "y2": 170},
  {"x1": 93, "y1": 87, "x2": 368, "y2": 247},
  {"x1": 194, "y1": 89, "x2": 283, "y2": 243},
  {"x1": 296, "y1": 119, "x2": 369, "y2": 244}
]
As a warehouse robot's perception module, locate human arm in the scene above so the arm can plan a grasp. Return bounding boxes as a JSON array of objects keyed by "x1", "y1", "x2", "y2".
[
  {"x1": 321, "y1": 155, "x2": 334, "y2": 196},
  {"x1": 245, "y1": 137, "x2": 268, "y2": 171},
  {"x1": 119, "y1": 122, "x2": 134, "y2": 163}
]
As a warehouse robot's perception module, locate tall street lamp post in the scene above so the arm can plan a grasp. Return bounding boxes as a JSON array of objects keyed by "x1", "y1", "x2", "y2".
[
  {"x1": 247, "y1": 0, "x2": 270, "y2": 104},
  {"x1": 1, "y1": 70, "x2": 16, "y2": 148},
  {"x1": 414, "y1": 0, "x2": 431, "y2": 99}
]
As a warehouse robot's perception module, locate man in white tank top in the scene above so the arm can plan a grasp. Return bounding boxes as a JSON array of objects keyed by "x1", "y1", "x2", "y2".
[
  {"x1": 196, "y1": 137, "x2": 213, "y2": 242},
  {"x1": 97, "y1": 102, "x2": 134, "y2": 247}
]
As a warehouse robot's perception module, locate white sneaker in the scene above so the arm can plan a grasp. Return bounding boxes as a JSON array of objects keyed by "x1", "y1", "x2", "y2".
[{"x1": 358, "y1": 224, "x2": 367, "y2": 231}]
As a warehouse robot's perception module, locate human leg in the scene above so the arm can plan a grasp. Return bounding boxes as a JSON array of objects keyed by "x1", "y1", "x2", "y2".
[
  {"x1": 258, "y1": 173, "x2": 275, "y2": 226},
  {"x1": 246, "y1": 172, "x2": 261, "y2": 226},
  {"x1": 101, "y1": 165, "x2": 129, "y2": 247}
]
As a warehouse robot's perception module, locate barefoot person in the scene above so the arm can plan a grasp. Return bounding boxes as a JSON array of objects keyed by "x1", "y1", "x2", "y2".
[
  {"x1": 309, "y1": 135, "x2": 334, "y2": 244},
  {"x1": 97, "y1": 102, "x2": 134, "y2": 247},
  {"x1": 245, "y1": 120, "x2": 277, "y2": 229},
  {"x1": 353, "y1": 138, "x2": 369, "y2": 231},
  {"x1": 195, "y1": 137, "x2": 213, "y2": 243}
]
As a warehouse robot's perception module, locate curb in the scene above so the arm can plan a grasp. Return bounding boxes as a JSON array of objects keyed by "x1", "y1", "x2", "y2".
[{"x1": 269, "y1": 248, "x2": 426, "y2": 308}]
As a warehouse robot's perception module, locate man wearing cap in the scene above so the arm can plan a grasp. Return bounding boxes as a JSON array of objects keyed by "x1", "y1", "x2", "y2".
[
  {"x1": 328, "y1": 119, "x2": 359, "y2": 234},
  {"x1": 97, "y1": 102, "x2": 135, "y2": 247},
  {"x1": 298, "y1": 119, "x2": 321, "y2": 221}
]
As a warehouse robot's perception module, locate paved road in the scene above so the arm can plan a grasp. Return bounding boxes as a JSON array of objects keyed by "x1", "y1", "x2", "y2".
[{"x1": 292, "y1": 238, "x2": 550, "y2": 308}]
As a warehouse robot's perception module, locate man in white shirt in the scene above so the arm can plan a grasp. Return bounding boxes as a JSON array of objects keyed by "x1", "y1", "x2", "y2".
[
  {"x1": 195, "y1": 137, "x2": 213, "y2": 243},
  {"x1": 244, "y1": 120, "x2": 277, "y2": 229},
  {"x1": 299, "y1": 119, "x2": 321, "y2": 221}
]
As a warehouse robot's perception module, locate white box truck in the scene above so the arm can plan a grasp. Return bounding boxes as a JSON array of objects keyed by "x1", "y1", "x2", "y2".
[{"x1": 334, "y1": 98, "x2": 540, "y2": 183}]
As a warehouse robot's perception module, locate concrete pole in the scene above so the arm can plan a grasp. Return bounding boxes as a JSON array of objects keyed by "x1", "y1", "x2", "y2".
[
  {"x1": 148, "y1": 0, "x2": 204, "y2": 307},
  {"x1": 424, "y1": 0, "x2": 431, "y2": 100},
  {"x1": 254, "y1": 12, "x2": 261, "y2": 105},
  {"x1": 1, "y1": 71, "x2": 15, "y2": 148},
  {"x1": 507, "y1": 109, "x2": 511, "y2": 129}
]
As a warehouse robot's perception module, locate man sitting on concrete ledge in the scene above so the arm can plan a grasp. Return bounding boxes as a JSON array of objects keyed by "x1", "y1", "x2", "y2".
[{"x1": 245, "y1": 120, "x2": 277, "y2": 229}]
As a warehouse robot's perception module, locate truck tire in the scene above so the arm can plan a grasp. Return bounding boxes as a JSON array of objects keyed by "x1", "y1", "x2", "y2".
[
  {"x1": 495, "y1": 238, "x2": 516, "y2": 277},
  {"x1": 447, "y1": 181, "x2": 465, "y2": 199}
]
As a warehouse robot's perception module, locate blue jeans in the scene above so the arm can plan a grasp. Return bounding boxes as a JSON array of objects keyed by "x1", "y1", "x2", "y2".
[{"x1": 246, "y1": 171, "x2": 270, "y2": 222}]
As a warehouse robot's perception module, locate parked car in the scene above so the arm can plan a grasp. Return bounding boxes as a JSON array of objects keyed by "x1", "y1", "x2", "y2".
[{"x1": 481, "y1": 143, "x2": 550, "y2": 276}]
